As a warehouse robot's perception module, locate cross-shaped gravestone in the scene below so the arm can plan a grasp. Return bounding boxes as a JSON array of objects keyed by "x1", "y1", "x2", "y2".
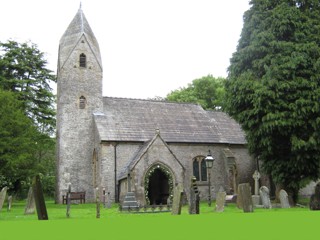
[{"x1": 252, "y1": 170, "x2": 261, "y2": 195}]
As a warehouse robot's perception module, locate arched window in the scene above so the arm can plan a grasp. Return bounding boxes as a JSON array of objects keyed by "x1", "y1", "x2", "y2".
[
  {"x1": 193, "y1": 156, "x2": 207, "y2": 181},
  {"x1": 79, "y1": 96, "x2": 86, "y2": 109},
  {"x1": 79, "y1": 53, "x2": 86, "y2": 67}
]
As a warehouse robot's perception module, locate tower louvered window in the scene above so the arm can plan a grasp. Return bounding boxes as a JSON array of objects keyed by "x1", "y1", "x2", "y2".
[{"x1": 79, "y1": 53, "x2": 86, "y2": 67}]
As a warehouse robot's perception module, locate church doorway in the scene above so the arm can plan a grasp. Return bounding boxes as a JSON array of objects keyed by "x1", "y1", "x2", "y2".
[{"x1": 144, "y1": 164, "x2": 173, "y2": 205}]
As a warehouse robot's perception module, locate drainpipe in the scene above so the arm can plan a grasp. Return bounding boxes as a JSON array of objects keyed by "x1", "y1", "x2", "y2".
[{"x1": 114, "y1": 143, "x2": 118, "y2": 202}]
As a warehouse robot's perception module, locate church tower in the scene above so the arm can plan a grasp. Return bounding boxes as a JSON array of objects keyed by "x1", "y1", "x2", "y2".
[{"x1": 56, "y1": 7, "x2": 103, "y2": 203}]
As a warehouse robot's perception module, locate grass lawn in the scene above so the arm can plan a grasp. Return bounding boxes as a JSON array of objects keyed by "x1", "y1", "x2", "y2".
[{"x1": 0, "y1": 201, "x2": 319, "y2": 240}]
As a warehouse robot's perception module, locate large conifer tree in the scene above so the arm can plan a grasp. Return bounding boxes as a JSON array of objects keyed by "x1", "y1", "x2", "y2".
[{"x1": 226, "y1": 0, "x2": 320, "y2": 202}]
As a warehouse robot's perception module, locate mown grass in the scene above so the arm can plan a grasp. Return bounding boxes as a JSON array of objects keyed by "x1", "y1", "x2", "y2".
[{"x1": 0, "y1": 200, "x2": 319, "y2": 240}]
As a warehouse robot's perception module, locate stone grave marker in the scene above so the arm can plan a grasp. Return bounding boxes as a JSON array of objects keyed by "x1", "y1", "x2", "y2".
[
  {"x1": 24, "y1": 187, "x2": 35, "y2": 215},
  {"x1": 236, "y1": 184, "x2": 243, "y2": 209},
  {"x1": 215, "y1": 191, "x2": 226, "y2": 213},
  {"x1": 238, "y1": 183, "x2": 253, "y2": 213},
  {"x1": 252, "y1": 170, "x2": 261, "y2": 206},
  {"x1": 310, "y1": 182, "x2": 320, "y2": 210},
  {"x1": 171, "y1": 184, "x2": 184, "y2": 215},
  {"x1": 66, "y1": 184, "x2": 71, "y2": 218},
  {"x1": 96, "y1": 187, "x2": 100, "y2": 218},
  {"x1": 279, "y1": 189, "x2": 290, "y2": 208},
  {"x1": 0, "y1": 186, "x2": 8, "y2": 212},
  {"x1": 32, "y1": 175, "x2": 48, "y2": 220},
  {"x1": 260, "y1": 186, "x2": 272, "y2": 209},
  {"x1": 189, "y1": 177, "x2": 200, "y2": 214},
  {"x1": 7, "y1": 196, "x2": 13, "y2": 211},
  {"x1": 107, "y1": 192, "x2": 111, "y2": 209}
]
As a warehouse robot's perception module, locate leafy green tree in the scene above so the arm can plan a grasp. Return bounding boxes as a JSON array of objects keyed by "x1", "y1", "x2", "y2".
[
  {"x1": 0, "y1": 89, "x2": 38, "y2": 192},
  {"x1": 0, "y1": 40, "x2": 56, "y2": 134},
  {"x1": 225, "y1": 0, "x2": 320, "y2": 202},
  {"x1": 166, "y1": 75, "x2": 226, "y2": 110}
]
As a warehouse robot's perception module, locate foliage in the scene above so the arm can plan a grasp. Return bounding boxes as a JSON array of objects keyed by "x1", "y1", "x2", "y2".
[
  {"x1": 166, "y1": 75, "x2": 226, "y2": 110},
  {"x1": 0, "y1": 40, "x2": 56, "y2": 198},
  {"x1": 0, "y1": 40, "x2": 56, "y2": 134},
  {"x1": 225, "y1": 0, "x2": 320, "y2": 202}
]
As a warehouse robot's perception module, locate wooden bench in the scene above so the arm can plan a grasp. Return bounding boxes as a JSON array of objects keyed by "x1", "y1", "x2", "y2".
[{"x1": 62, "y1": 191, "x2": 86, "y2": 204}]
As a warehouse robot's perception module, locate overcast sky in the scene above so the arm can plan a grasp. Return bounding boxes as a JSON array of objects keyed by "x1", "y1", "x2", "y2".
[{"x1": 0, "y1": 0, "x2": 250, "y2": 99}]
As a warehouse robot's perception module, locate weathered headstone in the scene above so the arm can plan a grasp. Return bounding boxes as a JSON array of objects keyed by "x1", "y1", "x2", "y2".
[
  {"x1": 238, "y1": 183, "x2": 253, "y2": 213},
  {"x1": 32, "y1": 175, "x2": 48, "y2": 220},
  {"x1": 107, "y1": 192, "x2": 111, "y2": 209},
  {"x1": 189, "y1": 177, "x2": 200, "y2": 214},
  {"x1": 260, "y1": 186, "x2": 272, "y2": 209},
  {"x1": 0, "y1": 186, "x2": 8, "y2": 212},
  {"x1": 24, "y1": 187, "x2": 35, "y2": 215},
  {"x1": 252, "y1": 170, "x2": 261, "y2": 206},
  {"x1": 66, "y1": 184, "x2": 71, "y2": 218},
  {"x1": 96, "y1": 187, "x2": 100, "y2": 218},
  {"x1": 310, "y1": 182, "x2": 320, "y2": 210},
  {"x1": 236, "y1": 184, "x2": 243, "y2": 209},
  {"x1": 215, "y1": 191, "x2": 226, "y2": 212},
  {"x1": 171, "y1": 184, "x2": 184, "y2": 215},
  {"x1": 279, "y1": 189, "x2": 290, "y2": 208},
  {"x1": 7, "y1": 196, "x2": 13, "y2": 211}
]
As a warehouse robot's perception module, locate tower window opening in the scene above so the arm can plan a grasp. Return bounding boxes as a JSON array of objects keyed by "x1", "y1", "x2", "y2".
[
  {"x1": 79, "y1": 53, "x2": 86, "y2": 68},
  {"x1": 79, "y1": 96, "x2": 86, "y2": 109}
]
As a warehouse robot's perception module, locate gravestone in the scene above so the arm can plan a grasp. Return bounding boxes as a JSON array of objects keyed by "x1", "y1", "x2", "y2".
[
  {"x1": 24, "y1": 187, "x2": 35, "y2": 215},
  {"x1": 95, "y1": 187, "x2": 100, "y2": 218},
  {"x1": 32, "y1": 175, "x2": 48, "y2": 220},
  {"x1": 252, "y1": 170, "x2": 261, "y2": 206},
  {"x1": 238, "y1": 183, "x2": 253, "y2": 213},
  {"x1": 310, "y1": 182, "x2": 320, "y2": 210},
  {"x1": 107, "y1": 192, "x2": 111, "y2": 209},
  {"x1": 172, "y1": 184, "x2": 184, "y2": 215},
  {"x1": 0, "y1": 186, "x2": 8, "y2": 212},
  {"x1": 279, "y1": 189, "x2": 290, "y2": 208},
  {"x1": 7, "y1": 196, "x2": 12, "y2": 211},
  {"x1": 66, "y1": 184, "x2": 71, "y2": 218},
  {"x1": 236, "y1": 184, "x2": 243, "y2": 209},
  {"x1": 260, "y1": 186, "x2": 272, "y2": 209},
  {"x1": 215, "y1": 191, "x2": 226, "y2": 213},
  {"x1": 189, "y1": 177, "x2": 200, "y2": 214}
]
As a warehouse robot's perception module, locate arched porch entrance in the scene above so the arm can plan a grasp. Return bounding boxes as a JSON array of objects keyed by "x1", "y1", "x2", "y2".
[{"x1": 144, "y1": 164, "x2": 174, "y2": 205}]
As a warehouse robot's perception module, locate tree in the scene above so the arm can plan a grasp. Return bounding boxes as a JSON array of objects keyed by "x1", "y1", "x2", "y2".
[
  {"x1": 166, "y1": 75, "x2": 226, "y2": 110},
  {"x1": 0, "y1": 89, "x2": 38, "y2": 191},
  {"x1": 225, "y1": 0, "x2": 320, "y2": 203},
  {"x1": 0, "y1": 40, "x2": 56, "y2": 134}
]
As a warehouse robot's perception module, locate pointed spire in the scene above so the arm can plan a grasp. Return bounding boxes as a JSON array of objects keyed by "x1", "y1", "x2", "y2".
[{"x1": 80, "y1": 2, "x2": 82, "y2": 9}]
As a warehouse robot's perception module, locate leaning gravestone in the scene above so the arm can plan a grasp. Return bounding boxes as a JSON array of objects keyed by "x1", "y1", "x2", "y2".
[
  {"x1": 215, "y1": 191, "x2": 226, "y2": 213},
  {"x1": 260, "y1": 186, "x2": 272, "y2": 209},
  {"x1": 7, "y1": 196, "x2": 13, "y2": 211},
  {"x1": 32, "y1": 175, "x2": 48, "y2": 220},
  {"x1": 189, "y1": 177, "x2": 200, "y2": 214},
  {"x1": 238, "y1": 183, "x2": 253, "y2": 213},
  {"x1": 279, "y1": 189, "x2": 290, "y2": 208},
  {"x1": 310, "y1": 182, "x2": 320, "y2": 210},
  {"x1": 172, "y1": 184, "x2": 184, "y2": 215},
  {"x1": 24, "y1": 187, "x2": 35, "y2": 215},
  {"x1": 0, "y1": 186, "x2": 8, "y2": 212}
]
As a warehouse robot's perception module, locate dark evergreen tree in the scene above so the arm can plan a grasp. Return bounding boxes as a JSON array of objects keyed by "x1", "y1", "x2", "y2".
[
  {"x1": 225, "y1": 0, "x2": 320, "y2": 202},
  {"x1": 0, "y1": 40, "x2": 56, "y2": 134}
]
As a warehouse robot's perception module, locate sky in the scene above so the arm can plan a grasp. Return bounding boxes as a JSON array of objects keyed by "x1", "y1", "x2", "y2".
[{"x1": 0, "y1": 0, "x2": 250, "y2": 99}]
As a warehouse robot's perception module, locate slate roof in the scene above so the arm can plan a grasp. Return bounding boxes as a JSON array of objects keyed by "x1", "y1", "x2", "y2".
[
  {"x1": 94, "y1": 97, "x2": 246, "y2": 144},
  {"x1": 58, "y1": 7, "x2": 102, "y2": 70}
]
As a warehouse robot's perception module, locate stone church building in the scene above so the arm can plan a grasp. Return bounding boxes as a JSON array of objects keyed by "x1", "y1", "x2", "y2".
[{"x1": 56, "y1": 7, "x2": 256, "y2": 204}]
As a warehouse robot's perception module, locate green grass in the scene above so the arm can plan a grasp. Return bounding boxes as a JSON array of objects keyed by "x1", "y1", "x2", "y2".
[{"x1": 0, "y1": 201, "x2": 319, "y2": 240}]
